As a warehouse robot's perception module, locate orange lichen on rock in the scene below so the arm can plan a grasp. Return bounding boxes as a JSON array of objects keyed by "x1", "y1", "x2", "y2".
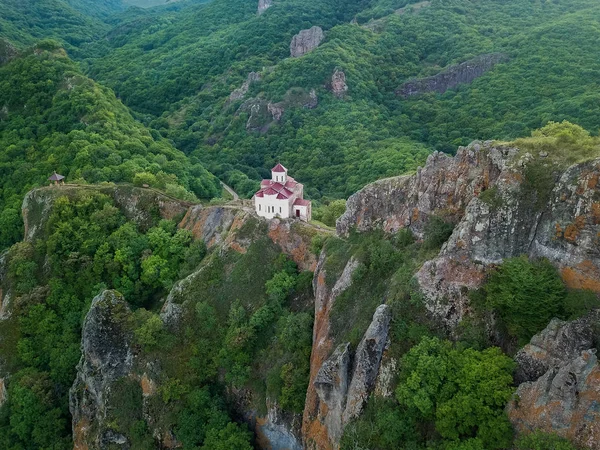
[
  {"x1": 141, "y1": 373, "x2": 156, "y2": 397},
  {"x1": 592, "y1": 203, "x2": 600, "y2": 225},
  {"x1": 587, "y1": 173, "x2": 599, "y2": 189},
  {"x1": 73, "y1": 419, "x2": 91, "y2": 450},
  {"x1": 561, "y1": 261, "x2": 600, "y2": 292},
  {"x1": 562, "y1": 215, "x2": 586, "y2": 243},
  {"x1": 508, "y1": 351, "x2": 600, "y2": 449}
]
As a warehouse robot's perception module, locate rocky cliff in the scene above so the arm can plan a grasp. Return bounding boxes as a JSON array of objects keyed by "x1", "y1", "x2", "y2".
[
  {"x1": 508, "y1": 313, "x2": 600, "y2": 448},
  {"x1": 396, "y1": 53, "x2": 508, "y2": 97},
  {"x1": 290, "y1": 26, "x2": 324, "y2": 58},
  {"x1": 302, "y1": 247, "x2": 392, "y2": 450},
  {"x1": 338, "y1": 141, "x2": 600, "y2": 328},
  {"x1": 69, "y1": 290, "x2": 134, "y2": 449},
  {"x1": 22, "y1": 185, "x2": 189, "y2": 242}
]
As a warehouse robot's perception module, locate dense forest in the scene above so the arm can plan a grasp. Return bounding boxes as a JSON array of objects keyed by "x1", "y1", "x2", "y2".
[{"x1": 1, "y1": 0, "x2": 600, "y2": 449}]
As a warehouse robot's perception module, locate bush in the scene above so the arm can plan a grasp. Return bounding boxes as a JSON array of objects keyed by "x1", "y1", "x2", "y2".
[
  {"x1": 515, "y1": 431, "x2": 577, "y2": 450},
  {"x1": 395, "y1": 337, "x2": 515, "y2": 449},
  {"x1": 423, "y1": 216, "x2": 455, "y2": 250},
  {"x1": 483, "y1": 256, "x2": 566, "y2": 344}
]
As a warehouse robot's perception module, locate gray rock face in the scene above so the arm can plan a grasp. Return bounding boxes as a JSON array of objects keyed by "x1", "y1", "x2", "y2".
[
  {"x1": 304, "y1": 284, "x2": 391, "y2": 449},
  {"x1": 330, "y1": 70, "x2": 348, "y2": 98},
  {"x1": 256, "y1": 403, "x2": 303, "y2": 450},
  {"x1": 229, "y1": 72, "x2": 262, "y2": 102},
  {"x1": 338, "y1": 140, "x2": 600, "y2": 328},
  {"x1": 69, "y1": 290, "x2": 134, "y2": 449},
  {"x1": 290, "y1": 26, "x2": 324, "y2": 57},
  {"x1": 257, "y1": 0, "x2": 273, "y2": 15},
  {"x1": 508, "y1": 349, "x2": 600, "y2": 449},
  {"x1": 343, "y1": 304, "x2": 391, "y2": 422},
  {"x1": 515, "y1": 311, "x2": 599, "y2": 383},
  {"x1": 396, "y1": 53, "x2": 508, "y2": 97},
  {"x1": 337, "y1": 142, "x2": 516, "y2": 239},
  {"x1": 314, "y1": 343, "x2": 352, "y2": 447}
]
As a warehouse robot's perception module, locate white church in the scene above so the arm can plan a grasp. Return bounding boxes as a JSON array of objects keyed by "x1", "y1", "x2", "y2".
[{"x1": 254, "y1": 163, "x2": 312, "y2": 221}]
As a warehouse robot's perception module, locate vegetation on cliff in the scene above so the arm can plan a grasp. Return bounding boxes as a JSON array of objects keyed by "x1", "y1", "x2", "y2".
[{"x1": 0, "y1": 44, "x2": 220, "y2": 250}]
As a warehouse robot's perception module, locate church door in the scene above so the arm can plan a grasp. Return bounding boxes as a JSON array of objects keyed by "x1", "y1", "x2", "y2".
[{"x1": 295, "y1": 209, "x2": 300, "y2": 217}]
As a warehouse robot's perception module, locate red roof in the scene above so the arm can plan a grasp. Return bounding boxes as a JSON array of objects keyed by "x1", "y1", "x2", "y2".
[
  {"x1": 272, "y1": 163, "x2": 287, "y2": 173},
  {"x1": 261, "y1": 179, "x2": 271, "y2": 186},
  {"x1": 263, "y1": 188, "x2": 277, "y2": 195},
  {"x1": 294, "y1": 198, "x2": 310, "y2": 206},
  {"x1": 276, "y1": 193, "x2": 288, "y2": 200},
  {"x1": 271, "y1": 182, "x2": 284, "y2": 190},
  {"x1": 255, "y1": 191, "x2": 264, "y2": 197},
  {"x1": 285, "y1": 180, "x2": 298, "y2": 189}
]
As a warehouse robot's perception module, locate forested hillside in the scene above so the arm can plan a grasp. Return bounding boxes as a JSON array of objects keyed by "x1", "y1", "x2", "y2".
[
  {"x1": 75, "y1": 0, "x2": 600, "y2": 198},
  {"x1": 0, "y1": 41, "x2": 220, "y2": 249},
  {"x1": 2, "y1": 1, "x2": 600, "y2": 449}
]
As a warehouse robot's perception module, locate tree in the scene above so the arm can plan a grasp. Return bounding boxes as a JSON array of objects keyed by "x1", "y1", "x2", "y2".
[
  {"x1": 396, "y1": 337, "x2": 515, "y2": 449},
  {"x1": 484, "y1": 256, "x2": 566, "y2": 343}
]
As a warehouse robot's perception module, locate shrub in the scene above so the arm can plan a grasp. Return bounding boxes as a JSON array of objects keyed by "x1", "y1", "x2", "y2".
[
  {"x1": 484, "y1": 256, "x2": 566, "y2": 344},
  {"x1": 515, "y1": 431, "x2": 577, "y2": 450},
  {"x1": 423, "y1": 216, "x2": 454, "y2": 250},
  {"x1": 396, "y1": 337, "x2": 515, "y2": 449}
]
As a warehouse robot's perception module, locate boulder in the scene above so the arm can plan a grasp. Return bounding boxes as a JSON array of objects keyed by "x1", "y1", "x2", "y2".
[
  {"x1": 515, "y1": 311, "x2": 599, "y2": 383},
  {"x1": 290, "y1": 26, "x2": 324, "y2": 58},
  {"x1": 508, "y1": 349, "x2": 600, "y2": 449}
]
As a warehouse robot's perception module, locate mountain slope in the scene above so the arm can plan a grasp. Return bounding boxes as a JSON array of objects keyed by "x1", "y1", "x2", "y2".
[
  {"x1": 0, "y1": 41, "x2": 220, "y2": 249},
  {"x1": 79, "y1": 0, "x2": 600, "y2": 200}
]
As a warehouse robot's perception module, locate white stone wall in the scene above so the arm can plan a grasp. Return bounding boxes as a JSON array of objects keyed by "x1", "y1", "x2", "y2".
[
  {"x1": 293, "y1": 204, "x2": 311, "y2": 221},
  {"x1": 255, "y1": 194, "x2": 291, "y2": 219}
]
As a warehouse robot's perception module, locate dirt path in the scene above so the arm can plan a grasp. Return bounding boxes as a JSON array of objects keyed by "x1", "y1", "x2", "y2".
[{"x1": 221, "y1": 181, "x2": 239, "y2": 201}]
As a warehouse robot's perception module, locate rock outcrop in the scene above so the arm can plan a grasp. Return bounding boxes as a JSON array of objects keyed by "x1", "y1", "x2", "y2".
[
  {"x1": 337, "y1": 143, "x2": 515, "y2": 239},
  {"x1": 0, "y1": 378, "x2": 7, "y2": 408},
  {"x1": 22, "y1": 185, "x2": 189, "y2": 242},
  {"x1": 508, "y1": 349, "x2": 600, "y2": 449},
  {"x1": 0, "y1": 39, "x2": 18, "y2": 66},
  {"x1": 290, "y1": 26, "x2": 324, "y2": 58},
  {"x1": 396, "y1": 53, "x2": 508, "y2": 97},
  {"x1": 178, "y1": 205, "x2": 319, "y2": 271},
  {"x1": 238, "y1": 88, "x2": 318, "y2": 132},
  {"x1": 69, "y1": 290, "x2": 134, "y2": 449},
  {"x1": 303, "y1": 259, "x2": 392, "y2": 450},
  {"x1": 330, "y1": 70, "x2": 348, "y2": 98},
  {"x1": 313, "y1": 343, "x2": 352, "y2": 447},
  {"x1": 229, "y1": 72, "x2": 262, "y2": 102},
  {"x1": 338, "y1": 141, "x2": 600, "y2": 328},
  {"x1": 515, "y1": 311, "x2": 599, "y2": 383},
  {"x1": 343, "y1": 305, "x2": 391, "y2": 423},
  {"x1": 257, "y1": 0, "x2": 273, "y2": 15}
]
